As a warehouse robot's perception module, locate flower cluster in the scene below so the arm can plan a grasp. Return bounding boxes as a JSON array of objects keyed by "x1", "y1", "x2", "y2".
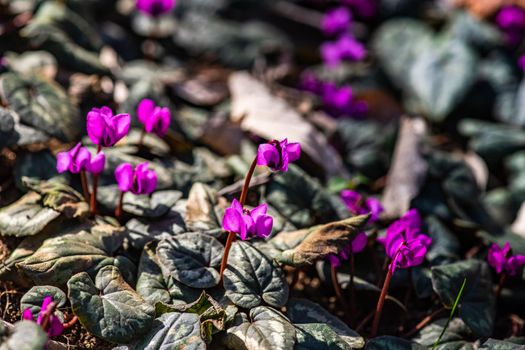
[
  {"x1": 487, "y1": 242, "x2": 525, "y2": 276},
  {"x1": 379, "y1": 209, "x2": 432, "y2": 272},
  {"x1": 221, "y1": 138, "x2": 301, "y2": 240},
  {"x1": 22, "y1": 296, "x2": 63, "y2": 338},
  {"x1": 137, "y1": 99, "x2": 171, "y2": 138},
  {"x1": 136, "y1": 0, "x2": 175, "y2": 17},
  {"x1": 56, "y1": 142, "x2": 105, "y2": 175},
  {"x1": 496, "y1": 5, "x2": 525, "y2": 46}
]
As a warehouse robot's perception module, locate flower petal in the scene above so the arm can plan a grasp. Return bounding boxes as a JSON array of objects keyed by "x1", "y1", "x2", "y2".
[
  {"x1": 351, "y1": 232, "x2": 368, "y2": 253},
  {"x1": 115, "y1": 163, "x2": 134, "y2": 192},
  {"x1": 257, "y1": 143, "x2": 280, "y2": 169},
  {"x1": 86, "y1": 109, "x2": 105, "y2": 146},
  {"x1": 112, "y1": 113, "x2": 131, "y2": 142},
  {"x1": 22, "y1": 308, "x2": 34, "y2": 321},
  {"x1": 56, "y1": 151, "x2": 72, "y2": 173},
  {"x1": 223, "y1": 207, "x2": 246, "y2": 239},
  {"x1": 137, "y1": 98, "x2": 156, "y2": 125},
  {"x1": 47, "y1": 316, "x2": 64, "y2": 337},
  {"x1": 255, "y1": 214, "x2": 273, "y2": 238},
  {"x1": 250, "y1": 203, "x2": 268, "y2": 220},
  {"x1": 286, "y1": 142, "x2": 301, "y2": 162},
  {"x1": 89, "y1": 152, "x2": 106, "y2": 175}
]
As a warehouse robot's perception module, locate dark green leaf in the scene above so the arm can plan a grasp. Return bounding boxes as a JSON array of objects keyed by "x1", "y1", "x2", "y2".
[
  {"x1": 20, "y1": 285, "x2": 67, "y2": 322},
  {"x1": 480, "y1": 339, "x2": 525, "y2": 349},
  {"x1": 365, "y1": 336, "x2": 426, "y2": 350},
  {"x1": 413, "y1": 318, "x2": 475, "y2": 350}
]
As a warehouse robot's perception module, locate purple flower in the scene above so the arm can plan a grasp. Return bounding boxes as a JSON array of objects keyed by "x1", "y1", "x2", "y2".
[
  {"x1": 495, "y1": 6, "x2": 525, "y2": 45},
  {"x1": 321, "y1": 35, "x2": 366, "y2": 67},
  {"x1": 380, "y1": 209, "x2": 432, "y2": 272},
  {"x1": 115, "y1": 162, "x2": 158, "y2": 195},
  {"x1": 342, "y1": 0, "x2": 377, "y2": 18},
  {"x1": 222, "y1": 199, "x2": 273, "y2": 240},
  {"x1": 136, "y1": 0, "x2": 175, "y2": 16},
  {"x1": 87, "y1": 106, "x2": 130, "y2": 148},
  {"x1": 137, "y1": 99, "x2": 171, "y2": 138},
  {"x1": 320, "y1": 83, "x2": 368, "y2": 117},
  {"x1": 327, "y1": 231, "x2": 368, "y2": 267},
  {"x1": 56, "y1": 143, "x2": 106, "y2": 175},
  {"x1": 321, "y1": 7, "x2": 352, "y2": 36},
  {"x1": 299, "y1": 72, "x2": 323, "y2": 94},
  {"x1": 22, "y1": 296, "x2": 63, "y2": 338},
  {"x1": 340, "y1": 190, "x2": 383, "y2": 223},
  {"x1": 487, "y1": 242, "x2": 525, "y2": 276},
  {"x1": 257, "y1": 138, "x2": 301, "y2": 172},
  {"x1": 519, "y1": 55, "x2": 525, "y2": 70}
]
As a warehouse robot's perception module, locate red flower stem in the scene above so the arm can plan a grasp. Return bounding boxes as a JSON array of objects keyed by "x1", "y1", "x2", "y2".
[
  {"x1": 349, "y1": 250, "x2": 357, "y2": 326},
  {"x1": 371, "y1": 263, "x2": 394, "y2": 337},
  {"x1": 115, "y1": 191, "x2": 125, "y2": 220},
  {"x1": 90, "y1": 145, "x2": 102, "y2": 216},
  {"x1": 39, "y1": 301, "x2": 57, "y2": 333},
  {"x1": 403, "y1": 307, "x2": 447, "y2": 338},
  {"x1": 331, "y1": 264, "x2": 349, "y2": 318},
  {"x1": 62, "y1": 316, "x2": 78, "y2": 330},
  {"x1": 80, "y1": 171, "x2": 90, "y2": 201},
  {"x1": 495, "y1": 273, "x2": 507, "y2": 300},
  {"x1": 219, "y1": 157, "x2": 258, "y2": 281}
]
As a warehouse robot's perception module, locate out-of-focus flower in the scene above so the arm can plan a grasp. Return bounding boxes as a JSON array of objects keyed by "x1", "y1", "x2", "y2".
[
  {"x1": 321, "y1": 7, "x2": 352, "y2": 36},
  {"x1": 487, "y1": 242, "x2": 525, "y2": 276},
  {"x1": 321, "y1": 35, "x2": 366, "y2": 67},
  {"x1": 115, "y1": 162, "x2": 158, "y2": 195},
  {"x1": 137, "y1": 99, "x2": 171, "y2": 137},
  {"x1": 380, "y1": 209, "x2": 432, "y2": 272},
  {"x1": 22, "y1": 296, "x2": 63, "y2": 338},
  {"x1": 56, "y1": 143, "x2": 105, "y2": 175},
  {"x1": 257, "y1": 138, "x2": 301, "y2": 172},
  {"x1": 222, "y1": 199, "x2": 273, "y2": 240},
  {"x1": 299, "y1": 72, "x2": 323, "y2": 94},
  {"x1": 496, "y1": 5, "x2": 525, "y2": 45},
  {"x1": 342, "y1": 0, "x2": 377, "y2": 18},
  {"x1": 87, "y1": 107, "x2": 130, "y2": 147},
  {"x1": 341, "y1": 190, "x2": 383, "y2": 222},
  {"x1": 519, "y1": 55, "x2": 525, "y2": 70},
  {"x1": 321, "y1": 83, "x2": 368, "y2": 117},
  {"x1": 327, "y1": 231, "x2": 368, "y2": 267},
  {"x1": 136, "y1": 0, "x2": 175, "y2": 16}
]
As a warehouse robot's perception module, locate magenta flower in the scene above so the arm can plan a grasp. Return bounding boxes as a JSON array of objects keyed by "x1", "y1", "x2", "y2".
[
  {"x1": 56, "y1": 143, "x2": 106, "y2": 175},
  {"x1": 22, "y1": 296, "x2": 63, "y2": 338},
  {"x1": 342, "y1": 0, "x2": 377, "y2": 18},
  {"x1": 321, "y1": 35, "x2": 366, "y2": 67},
  {"x1": 115, "y1": 162, "x2": 158, "y2": 195},
  {"x1": 321, "y1": 7, "x2": 352, "y2": 36},
  {"x1": 380, "y1": 209, "x2": 432, "y2": 272},
  {"x1": 327, "y1": 231, "x2": 368, "y2": 267},
  {"x1": 341, "y1": 190, "x2": 383, "y2": 223},
  {"x1": 320, "y1": 83, "x2": 368, "y2": 117},
  {"x1": 495, "y1": 6, "x2": 525, "y2": 45},
  {"x1": 222, "y1": 199, "x2": 273, "y2": 240},
  {"x1": 136, "y1": 0, "x2": 175, "y2": 16},
  {"x1": 519, "y1": 55, "x2": 525, "y2": 70},
  {"x1": 87, "y1": 106, "x2": 130, "y2": 148},
  {"x1": 299, "y1": 72, "x2": 323, "y2": 94},
  {"x1": 487, "y1": 242, "x2": 525, "y2": 276},
  {"x1": 257, "y1": 138, "x2": 301, "y2": 172},
  {"x1": 137, "y1": 99, "x2": 171, "y2": 138}
]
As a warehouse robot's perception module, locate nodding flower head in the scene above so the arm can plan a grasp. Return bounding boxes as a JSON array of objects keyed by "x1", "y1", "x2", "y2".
[
  {"x1": 487, "y1": 242, "x2": 525, "y2": 276},
  {"x1": 87, "y1": 106, "x2": 130, "y2": 148},
  {"x1": 257, "y1": 138, "x2": 301, "y2": 172},
  {"x1": 495, "y1": 5, "x2": 525, "y2": 45},
  {"x1": 137, "y1": 99, "x2": 171, "y2": 138},
  {"x1": 321, "y1": 7, "x2": 352, "y2": 36},
  {"x1": 22, "y1": 296, "x2": 63, "y2": 338},
  {"x1": 115, "y1": 162, "x2": 158, "y2": 195},
  {"x1": 321, "y1": 35, "x2": 366, "y2": 67},
  {"x1": 136, "y1": 0, "x2": 176, "y2": 16},
  {"x1": 56, "y1": 143, "x2": 105, "y2": 175},
  {"x1": 341, "y1": 190, "x2": 383, "y2": 223},
  {"x1": 380, "y1": 209, "x2": 432, "y2": 272},
  {"x1": 327, "y1": 231, "x2": 368, "y2": 268},
  {"x1": 222, "y1": 199, "x2": 273, "y2": 240}
]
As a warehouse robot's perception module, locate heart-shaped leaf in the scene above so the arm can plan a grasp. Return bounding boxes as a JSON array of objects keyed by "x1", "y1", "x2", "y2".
[
  {"x1": 223, "y1": 241, "x2": 289, "y2": 309},
  {"x1": 157, "y1": 232, "x2": 224, "y2": 288},
  {"x1": 126, "y1": 210, "x2": 187, "y2": 250},
  {"x1": 17, "y1": 223, "x2": 124, "y2": 287},
  {"x1": 365, "y1": 336, "x2": 426, "y2": 350},
  {"x1": 276, "y1": 215, "x2": 370, "y2": 267},
  {"x1": 137, "y1": 242, "x2": 200, "y2": 306},
  {"x1": 0, "y1": 72, "x2": 80, "y2": 141},
  {"x1": 185, "y1": 183, "x2": 224, "y2": 235},
  {"x1": 286, "y1": 299, "x2": 364, "y2": 349},
  {"x1": 67, "y1": 265, "x2": 155, "y2": 344},
  {"x1": 480, "y1": 339, "x2": 525, "y2": 349},
  {"x1": 20, "y1": 285, "x2": 67, "y2": 322},
  {"x1": 431, "y1": 260, "x2": 495, "y2": 337},
  {"x1": 224, "y1": 306, "x2": 296, "y2": 350},
  {"x1": 133, "y1": 312, "x2": 206, "y2": 350},
  {"x1": 0, "y1": 320, "x2": 48, "y2": 350}
]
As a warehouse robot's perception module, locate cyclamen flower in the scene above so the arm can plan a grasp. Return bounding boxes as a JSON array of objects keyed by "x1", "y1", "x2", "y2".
[
  {"x1": 321, "y1": 35, "x2": 366, "y2": 67},
  {"x1": 321, "y1": 83, "x2": 368, "y2": 117},
  {"x1": 342, "y1": 0, "x2": 377, "y2": 18},
  {"x1": 56, "y1": 143, "x2": 105, "y2": 175},
  {"x1": 341, "y1": 190, "x2": 383, "y2": 223},
  {"x1": 87, "y1": 106, "x2": 130, "y2": 147},
  {"x1": 257, "y1": 138, "x2": 301, "y2": 172},
  {"x1": 115, "y1": 162, "x2": 158, "y2": 195},
  {"x1": 327, "y1": 231, "x2": 368, "y2": 267},
  {"x1": 136, "y1": 0, "x2": 175, "y2": 16},
  {"x1": 137, "y1": 99, "x2": 171, "y2": 138},
  {"x1": 495, "y1": 6, "x2": 525, "y2": 45},
  {"x1": 222, "y1": 199, "x2": 273, "y2": 240},
  {"x1": 322, "y1": 7, "x2": 351, "y2": 36},
  {"x1": 519, "y1": 55, "x2": 525, "y2": 70},
  {"x1": 487, "y1": 242, "x2": 525, "y2": 276},
  {"x1": 22, "y1": 296, "x2": 63, "y2": 338},
  {"x1": 380, "y1": 209, "x2": 432, "y2": 272}
]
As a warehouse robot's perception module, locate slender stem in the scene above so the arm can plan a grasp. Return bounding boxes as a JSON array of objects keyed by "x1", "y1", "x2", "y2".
[
  {"x1": 356, "y1": 310, "x2": 375, "y2": 333},
  {"x1": 349, "y1": 250, "x2": 357, "y2": 326},
  {"x1": 331, "y1": 264, "x2": 349, "y2": 317},
  {"x1": 62, "y1": 316, "x2": 78, "y2": 330},
  {"x1": 495, "y1": 273, "x2": 507, "y2": 300},
  {"x1": 371, "y1": 264, "x2": 394, "y2": 337},
  {"x1": 40, "y1": 301, "x2": 57, "y2": 332},
  {"x1": 80, "y1": 171, "x2": 90, "y2": 202},
  {"x1": 90, "y1": 145, "x2": 102, "y2": 216},
  {"x1": 139, "y1": 129, "x2": 145, "y2": 147},
  {"x1": 432, "y1": 278, "x2": 467, "y2": 350},
  {"x1": 115, "y1": 192, "x2": 124, "y2": 220},
  {"x1": 403, "y1": 307, "x2": 447, "y2": 338},
  {"x1": 219, "y1": 157, "x2": 258, "y2": 282}
]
